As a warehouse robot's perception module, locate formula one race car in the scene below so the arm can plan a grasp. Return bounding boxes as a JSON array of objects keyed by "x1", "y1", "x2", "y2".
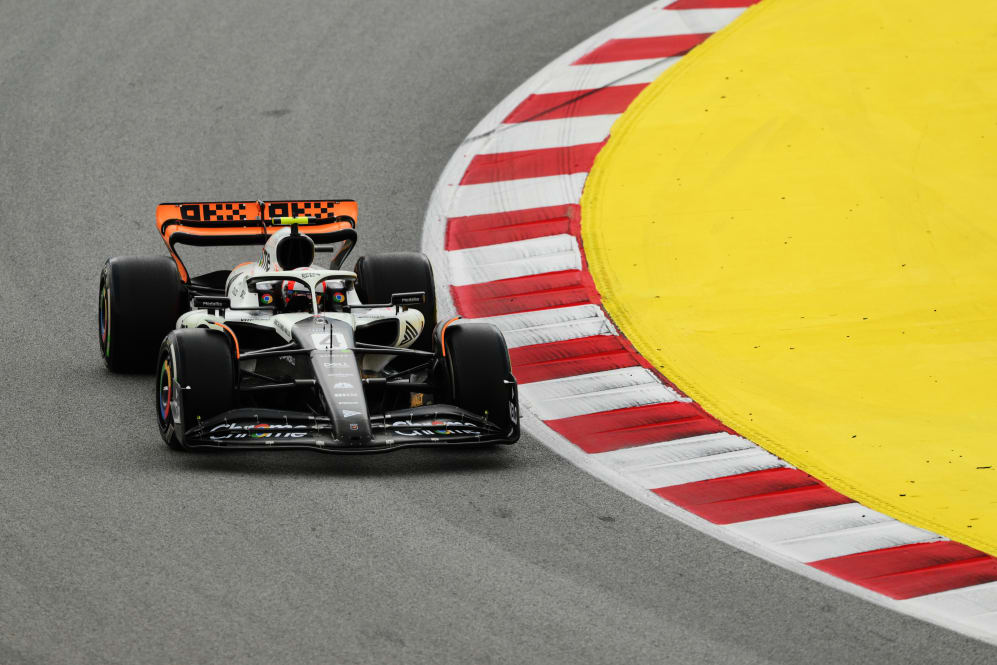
[{"x1": 97, "y1": 199, "x2": 519, "y2": 453}]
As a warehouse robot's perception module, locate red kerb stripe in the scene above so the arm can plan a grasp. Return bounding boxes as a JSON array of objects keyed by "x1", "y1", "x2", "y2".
[
  {"x1": 545, "y1": 402, "x2": 727, "y2": 454},
  {"x1": 503, "y1": 84, "x2": 647, "y2": 124},
  {"x1": 451, "y1": 271, "x2": 591, "y2": 318},
  {"x1": 665, "y1": 0, "x2": 762, "y2": 9},
  {"x1": 445, "y1": 205, "x2": 579, "y2": 250},
  {"x1": 461, "y1": 142, "x2": 605, "y2": 186},
  {"x1": 652, "y1": 468, "x2": 852, "y2": 524},
  {"x1": 573, "y1": 34, "x2": 711, "y2": 65},
  {"x1": 810, "y1": 541, "x2": 997, "y2": 599},
  {"x1": 655, "y1": 467, "x2": 811, "y2": 504},
  {"x1": 510, "y1": 335, "x2": 637, "y2": 384}
]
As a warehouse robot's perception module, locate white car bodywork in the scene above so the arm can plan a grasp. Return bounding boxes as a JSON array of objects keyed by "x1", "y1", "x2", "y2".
[{"x1": 176, "y1": 227, "x2": 426, "y2": 371}]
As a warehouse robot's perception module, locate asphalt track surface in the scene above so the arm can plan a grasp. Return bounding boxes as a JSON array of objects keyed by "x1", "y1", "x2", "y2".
[{"x1": 0, "y1": 1, "x2": 992, "y2": 663}]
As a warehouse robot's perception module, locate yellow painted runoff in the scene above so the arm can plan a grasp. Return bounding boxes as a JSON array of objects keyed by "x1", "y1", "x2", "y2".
[{"x1": 582, "y1": 0, "x2": 997, "y2": 554}]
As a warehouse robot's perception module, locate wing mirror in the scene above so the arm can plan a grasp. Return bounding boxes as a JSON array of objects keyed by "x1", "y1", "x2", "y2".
[
  {"x1": 390, "y1": 292, "x2": 427, "y2": 306},
  {"x1": 192, "y1": 296, "x2": 231, "y2": 314},
  {"x1": 351, "y1": 291, "x2": 427, "y2": 309}
]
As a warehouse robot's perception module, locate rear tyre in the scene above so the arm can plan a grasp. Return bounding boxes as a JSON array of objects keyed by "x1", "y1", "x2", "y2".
[
  {"x1": 354, "y1": 252, "x2": 437, "y2": 351},
  {"x1": 99, "y1": 256, "x2": 187, "y2": 373},
  {"x1": 157, "y1": 329, "x2": 236, "y2": 450},
  {"x1": 436, "y1": 320, "x2": 519, "y2": 439}
]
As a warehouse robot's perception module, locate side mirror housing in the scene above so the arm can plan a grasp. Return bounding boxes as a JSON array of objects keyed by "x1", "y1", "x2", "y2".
[
  {"x1": 391, "y1": 291, "x2": 427, "y2": 307},
  {"x1": 192, "y1": 296, "x2": 231, "y2": 314}
]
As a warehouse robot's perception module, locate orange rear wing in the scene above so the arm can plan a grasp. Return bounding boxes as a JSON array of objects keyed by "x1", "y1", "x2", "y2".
[{"x1": 156, "y1": 199, "x2": 358, "y2": 282}]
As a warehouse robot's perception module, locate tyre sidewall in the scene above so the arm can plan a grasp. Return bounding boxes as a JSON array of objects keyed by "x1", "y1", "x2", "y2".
[
  {"x1": 158, "y1": 329, "x2": 236, "y2": 449},
  {"x1": 156, "y1": 336, "x2": 183, "y2": 449},
  {"x1": 100, "y1": 256, "x2": 188, "y2": 373},
  {"x1": 438, "y1": 321, "x2": 519, "y2": 436}
]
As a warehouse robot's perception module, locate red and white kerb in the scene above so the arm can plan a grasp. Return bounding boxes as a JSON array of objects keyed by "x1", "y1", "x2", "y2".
[{"x1": 422, "y1": 0, "x2": 997, "y2": 644}]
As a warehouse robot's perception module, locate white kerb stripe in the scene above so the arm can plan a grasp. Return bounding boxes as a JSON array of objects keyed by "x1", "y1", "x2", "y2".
[
  {"x1": 624, "y1": 448, "x2": 788, "y2": 489},
  {"x1": 447, "y1": 234, "x2": 581, "y2": 286},
  {"x1": 728, "y1": 503, "x2": 892, "y2": 545},
  {"x1": 593, "y1": 432, "x2": 756, "y2": 469},
  {"x1": 774, "y1": 520, "x2": 942, "y2": 563},
  {"x1": 447, "y1": 173, "x2": 588, "y2": 218},
  {"x1": 961, "y1": 611, "x2": 997, "y2": 635},
  {"x1": 481, "y1": 115, "x2": 618, "y2": 155},
  {"x1": 521, "y1": 367, "x2": 677, "y2": 400},
  {"x1": 730, "y1": 509, "x2": 942, "y2": 563},
  {"x1": 520, "y1": 367, "x2": 688, "y2": 420},
  {"x1": 901, "y1": 582, "x2": 997, "y2": 622},
  {"x1": 536, "y1": 58, "x2": 679, "y2": 95},
  {"x1": 471, "y1": 304, "x2": 616, "y2": 349}
]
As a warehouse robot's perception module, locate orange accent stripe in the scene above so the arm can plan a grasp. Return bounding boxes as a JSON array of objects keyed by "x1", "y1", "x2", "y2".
[
  {"x1": 161, "y1": 220, "x2": 353, "y2": 241},
  {"x1": 213, "y1": 323, "x2": 240, "y2": 359},
  {"x1": 439, "y1": 317, "x2": 460, "y2": 357},
  {"x1": 160, "y1": 220, "x2": 354, "y2": 282},
  {"x1": 163, "y1": 243, "x2": 189, "y2": 282}
]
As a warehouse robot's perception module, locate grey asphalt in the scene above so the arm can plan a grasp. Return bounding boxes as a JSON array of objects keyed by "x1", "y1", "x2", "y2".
[{"x1": 0, "y1": 1, "x2": 992, "y2": 663}]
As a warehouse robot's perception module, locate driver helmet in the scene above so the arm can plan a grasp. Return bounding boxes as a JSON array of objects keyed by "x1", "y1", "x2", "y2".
[{"x1": 281, "y1": 280, "x2": 326, "y2": 313}]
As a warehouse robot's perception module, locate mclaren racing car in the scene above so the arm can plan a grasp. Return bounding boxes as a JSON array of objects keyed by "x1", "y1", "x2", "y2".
[{"x1": 97, "y1": 199, "x2": 519, "y2": 453}]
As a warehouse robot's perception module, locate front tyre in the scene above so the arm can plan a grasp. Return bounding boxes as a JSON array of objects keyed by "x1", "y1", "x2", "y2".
[
  {"x1": 436, "y1": 320, "x2": 519, "y2": 440},
  {"x1": 157, "y1": 329, "x2": 236, "y2": 450},
  {"x1": 99, "y1": 256, "x2": 187, "y2": 373}
]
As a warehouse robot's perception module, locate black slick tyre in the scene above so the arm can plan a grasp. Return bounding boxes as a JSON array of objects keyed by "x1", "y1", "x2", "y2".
[
  {"x1": 437, "y1": 320, "x2": 519, "y2": 439},
  {"x1": 99, "y1": 256, "x2": 187, "y2": 373},
  {"x1": 354, "y1": 252, "x2": 437, "y2": 351},
  {"x1": 156, "y1": 329, "x2": 236, "y2": 450}
]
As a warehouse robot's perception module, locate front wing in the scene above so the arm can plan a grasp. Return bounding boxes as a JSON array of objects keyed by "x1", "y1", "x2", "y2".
[{"x1": 180, "y1": 406, "x2": 518, "y2": 454}]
